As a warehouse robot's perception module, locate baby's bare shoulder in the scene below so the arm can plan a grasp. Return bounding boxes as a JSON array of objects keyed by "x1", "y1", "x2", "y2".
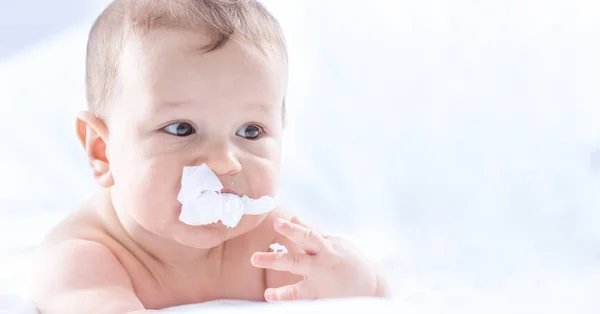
[
  {"x1": 39, "y1": 204, "x2": 107, "y2": 249},
  {"x1": 33, "y1": 205, "x2": 124, "y2": 281},
  {"x1": 33, "y1": 197, "x2": 130, "y2": 281},
  {"x1": 28, "y1": 204, "x2": 144, "y2": 311},
  {"x1": 34, "y1": 238, "x2": 127, "y2": 284},
  {"x1": 28, "y1": 236, "x2": 143, "y2": 313}
]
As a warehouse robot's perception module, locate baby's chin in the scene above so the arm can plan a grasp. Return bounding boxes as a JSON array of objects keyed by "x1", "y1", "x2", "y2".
[{"x1": 165, "y1": 214, "x2": 268, "y2": 249}]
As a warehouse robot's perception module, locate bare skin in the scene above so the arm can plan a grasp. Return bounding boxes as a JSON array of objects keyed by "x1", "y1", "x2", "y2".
[
  {"x1": 27, "y1": 28, "x2": 388, "y2": 314},
  {"x1": 30, "y1": 189, "x2": 300, "y2": 313}
]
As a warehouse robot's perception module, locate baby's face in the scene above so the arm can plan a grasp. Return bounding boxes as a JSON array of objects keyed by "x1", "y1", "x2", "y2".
[{"x1": 105, "y1": 29, "x2": 287, "y2": 248}]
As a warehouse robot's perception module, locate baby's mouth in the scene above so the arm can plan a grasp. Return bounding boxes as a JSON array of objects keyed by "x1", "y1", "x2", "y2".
[{"x1": 220, "y1": 188, "x2": 241, "y2": 196}]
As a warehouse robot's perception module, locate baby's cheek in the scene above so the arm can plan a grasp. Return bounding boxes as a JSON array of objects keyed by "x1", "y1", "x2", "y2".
[
  {"x1": 137, "y1": 159, "x2": 180, "y2": 202},
  {"x1": 252, "y1": 137, "x2": 282, "y2": 161},
  {"x1": 246, "y1": 158, "x2": 280, "y2": 198},
  {"x1": 112, "y1": 155, "x2": 181, "y2": 223}
]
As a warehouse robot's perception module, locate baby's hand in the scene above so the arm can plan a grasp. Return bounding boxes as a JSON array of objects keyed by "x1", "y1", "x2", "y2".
[{"x1": 251, "y1": 217, "x2": 388, "y2": 302}]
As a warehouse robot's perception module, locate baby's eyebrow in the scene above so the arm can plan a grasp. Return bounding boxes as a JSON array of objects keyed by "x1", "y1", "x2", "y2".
[
  {"x1": 244, "y1": 103, "x2": 272, "y2": 114},
  {"x1": 151, "y1": 99, "x2": 193, "y2": 110},
  {"x1": 153, "y1": 99, "x2": 274, "y2": 113}
]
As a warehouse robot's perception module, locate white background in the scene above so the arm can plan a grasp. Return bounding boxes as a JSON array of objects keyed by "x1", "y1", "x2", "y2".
[{"x1": 1, "y1": 0, "x2": 599, "y2": 312}]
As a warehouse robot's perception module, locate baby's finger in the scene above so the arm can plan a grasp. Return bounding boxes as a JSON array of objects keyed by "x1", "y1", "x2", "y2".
[
  {"x1": 265, "y1": 281, "x2": 317, "y2": 302},
  {"x1": 290, "y1": 216, "x2": 311, "y2": 229},
  {"x1": 274, "y1": 218, "x2": 327, "y2": 255},
  {"x1": 251, "y1": 252, "x2": 315, "y2": 276},
  {"x1": 291, "y1": 216, "x2": 332, "y2": 239}
]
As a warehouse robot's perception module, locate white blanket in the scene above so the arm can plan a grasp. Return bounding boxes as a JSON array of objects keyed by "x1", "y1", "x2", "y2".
[
  {"x1": 161, "y1": 298, "x2": 395, "y2": 314},
  {"x1": 1, "y1": 294, "x2": 596, "y2": 314},
  {"x1": 0, "y1": 296, "x2": 398, "y2": 314}
]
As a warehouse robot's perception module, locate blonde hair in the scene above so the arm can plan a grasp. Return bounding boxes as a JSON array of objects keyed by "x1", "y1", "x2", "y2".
[{"x1": 86, "y1": 0, "x2": 287, "y2": 118}]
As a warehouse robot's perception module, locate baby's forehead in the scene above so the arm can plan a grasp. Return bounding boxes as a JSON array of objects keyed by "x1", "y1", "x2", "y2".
[
  {"x1": 125, "y1": 28, "x2": 213, "y2": 59},
  {"x1": 121, "y1": 28, "x2": 285, "y2": 78},
  {"x1": 115, "y1": 30, "x2": 287, "y2": 115}
]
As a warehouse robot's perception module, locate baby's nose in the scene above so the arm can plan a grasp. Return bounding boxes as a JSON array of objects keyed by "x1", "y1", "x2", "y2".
[{"x1": 200, "y1": 142, "x2": 242, "y2": 176}]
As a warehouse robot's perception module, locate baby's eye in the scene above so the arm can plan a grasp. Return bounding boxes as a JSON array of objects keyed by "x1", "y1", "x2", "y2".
[
  {"x1": 163, "y1": 122, "x2": 195, "y2": 137},
  {"x1": 236, "y1": 124, "x2": 263, "y2": 140}
]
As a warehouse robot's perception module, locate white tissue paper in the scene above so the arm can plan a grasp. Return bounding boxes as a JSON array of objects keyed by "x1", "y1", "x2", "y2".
[
  {"x1": 177, "y1": 164, "x2": 277, "y2": 228},
  {"x1": 269, "y1": 243, "x2": 288, "y2": 254}
]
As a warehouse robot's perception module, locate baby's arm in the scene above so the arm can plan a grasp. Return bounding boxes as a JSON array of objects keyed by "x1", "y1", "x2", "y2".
[{"x1": 29, "y1": 239, "x2": 150, "y2": 314}]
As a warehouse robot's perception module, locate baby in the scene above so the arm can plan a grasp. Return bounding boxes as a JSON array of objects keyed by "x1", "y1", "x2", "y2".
[{"x1": 27, "y1": 1, "x2": 389, "y2": 313}]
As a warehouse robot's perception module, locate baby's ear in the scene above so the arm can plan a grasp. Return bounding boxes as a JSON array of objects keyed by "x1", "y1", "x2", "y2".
[{"x1": 76, "y1": 111, "x2": 114, "y2": 187}]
